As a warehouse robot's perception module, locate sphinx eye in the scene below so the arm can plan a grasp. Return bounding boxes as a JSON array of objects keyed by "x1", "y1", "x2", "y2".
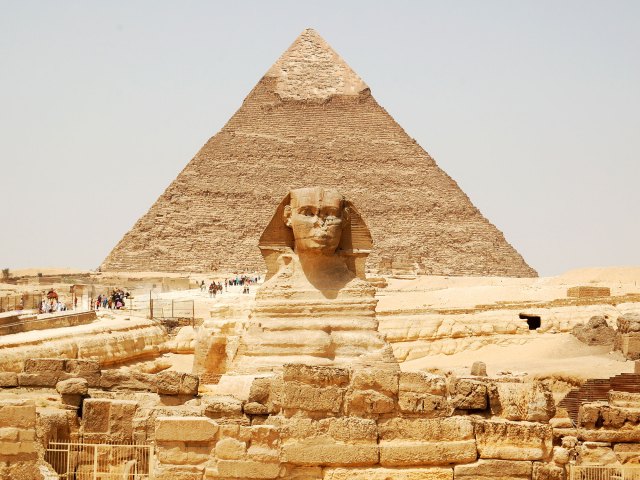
[{"x1": 299, "y1": 207, "x2": 315, "y2": 216}]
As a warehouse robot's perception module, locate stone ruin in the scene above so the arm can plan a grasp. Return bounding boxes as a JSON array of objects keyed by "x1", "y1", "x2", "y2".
[
  {"x1": 7, "y1": 356, "x2": 640, "y2": 479},
  {"x1": 2, "y1": 189, "x2": 640, "y2": 479}
]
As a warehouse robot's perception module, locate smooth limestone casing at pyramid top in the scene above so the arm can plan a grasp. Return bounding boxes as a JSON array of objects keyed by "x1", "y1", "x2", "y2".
[{"x1": 101, "y1": 29, "x2": 537, "y2": 277}]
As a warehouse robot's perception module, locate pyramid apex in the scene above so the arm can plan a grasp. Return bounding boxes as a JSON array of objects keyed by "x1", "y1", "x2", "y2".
[{"x1": 265, "y1": 29, "x2": 368, "y2": 100}]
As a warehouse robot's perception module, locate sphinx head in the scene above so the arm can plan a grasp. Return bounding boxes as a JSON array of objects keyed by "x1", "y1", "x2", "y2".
[{"x1": 283, "y1": 187, "x2": 345, "y2": 254}]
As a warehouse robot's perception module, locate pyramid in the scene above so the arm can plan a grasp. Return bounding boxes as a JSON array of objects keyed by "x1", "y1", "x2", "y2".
[{"x1": 101, "y1": 29, "x2": 537, "y2": 277}]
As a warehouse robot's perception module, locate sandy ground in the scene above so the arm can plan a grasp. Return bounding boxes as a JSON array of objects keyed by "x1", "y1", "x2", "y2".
[
  {"x1": 2, "y1": 265, "x2": 639, "y2": 385},
  {"x1": 402, "y1": 332, "x2": 634, "y2": 380},
  {"x1": 378, "y1": 266, "x2": 640, "y2": 312}
]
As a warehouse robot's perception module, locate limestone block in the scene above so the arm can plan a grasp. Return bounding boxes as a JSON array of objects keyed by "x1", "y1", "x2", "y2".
[
  {"x1": 279, "y1": 466, "x2": 323, "y2": 479},
  {"x1": 324, "y1": 467, "x2": 453, "y2": 480},
  {"x1": 0, "y1": 399, "x2": 36, "y2": 429},
  {"x1": 578, "y1": 441, "x2": 617, "y2": 465},
  {"x1": 378, "y1": 440, "x2": 477, "y2": 467},
  {"x1": 83, "y1": 399, "x2": 110, "y2": 433},
  {"x1": 24, "y1": 358, "x2": 66, "y2": 373},
  {"x1": 157, "y1": 371, "x2": 200, "y2": 396},
  {"x1": 345, "y1": 389, "x2": 395, "y2": 416},
  {"x1": 99, "y1": 369, "x2": 157, "y2": 392},
  {"x1": 247, "y1": 445, "x2": 279, "y2": 462},
  {"x1": 282, "y1": 364, "x2": 350, "y2": 387},
  {"x1": 579, "y1": 403, "x2": 640, "y2": 435},
  {"x1": 351, "y1": 368, "x2": 398, "y2": 396},
  {"x1": 157, "y1": 443, "x2": 212, "y2": 465},
  {"x1": 532, "y1": 463, "x2": 565, "y2": 480},
  {"x1": 279, "y1": 417, "x2": 377, "y2": 466},
  {"x1": 618, "y1": 313, "x2": 640, "y2": 333},
  {"x1": 378, "y1": 416, "x2": 473, "y2": 441},
  {"x1": 65, "y1": 359, "x2": 101, "y2": 387},
  {"x1": 282, "y1": 382, "x2": 343, "y2": 414},
  {"x1": 155, "y1": 465, "x2": 204, "y2": 480},
  {"x1": 397, "y1": 391, "x2": 451, "y2": 416},
  {"x1": 282, "y1": 441, "x2": 378, "y2": 466},
  {"x1": 577, "y1": 428, "x2": 640, "y2": 443},
  {"x1": 18, "y1": 372, "x2": 70, "y2": 388},
  {"x1": 562, "y1": 436, "x2": 578, "y2": 449},
  {"x1": 83, "y1": 398, "x2": 138, "y2": 441},
  {"x1": 248, "y1": 377, "x2": 272, "y2": 404},
  {"x1": 450, "y1": 378, "x2": 487, "y2": 410},
  {"x1": 454, "y1": 459, "x2": 532, "y2": 479},
  {"x1": 0, "y1": 372, "x2": 18, "y2": 387},
  {"x1": 610, "y1": 391, "x2": 640, "y2": 408},
  {"x1": 471, "y1": 361, "x2": 488, "y2": 376},
  {"x1": 475, "y1": 420, "x2": 553, "y2": 461},
  {"x1": 553, "y1": 446, "x2": 570, "y2": 465},
  {"x1": 215, "y1": 437, "x2": 247, "y2": 460},
  {"x1": 614, "y1": 443, "x2": 640, "y2": 463},
  {"x1": 203, "y1": 396, "x2": 248, "y2": 424},
  {"x1": 56, "y1": 377, "x2": 88, "y2": 396},
  {"x1": 279, "y1": 417, "x2": 377, "y2": 442},
  {"x1": 488, "y1": 381, "x2": 555, "y2": 422},
  {"x1": 216, "y1": 459, "x2": 281, "y2": 479},
  {"x1": 378, "y1": 417, "x2": 476, "y2": 466},
  {"x1": 398, "y1": 372, "x2": 446, "y2": 395},
  {"x1": 155, "y1": 416, "x2": 219, "y2": 442},
  {"x1": 245, "y1": 402, "x2": 270, "y2": 415},
  {"x1": 0, "y1": 427, "x2": 19, "y2": 441},
  {"x1": 250, "y1": 425, "x2": 280, "y2": 449}
]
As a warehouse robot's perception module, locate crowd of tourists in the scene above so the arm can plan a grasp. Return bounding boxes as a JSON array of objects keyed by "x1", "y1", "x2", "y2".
[
  {"x1": 199, "y1": 274, "x2": 261, "y2": 297},
  {"x1": 95, "y1": 289, "x2": 130, "y2": 310}
]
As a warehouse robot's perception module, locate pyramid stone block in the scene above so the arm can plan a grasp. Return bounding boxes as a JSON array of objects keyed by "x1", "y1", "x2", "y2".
[{"x1": 101, "y1": 29, "x2": 536, "y2": 277}]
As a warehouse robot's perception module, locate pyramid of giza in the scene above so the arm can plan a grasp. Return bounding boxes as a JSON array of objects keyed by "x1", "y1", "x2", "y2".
[{"x1": 101, "y1": 29, "x2": 537, "y2": 277}]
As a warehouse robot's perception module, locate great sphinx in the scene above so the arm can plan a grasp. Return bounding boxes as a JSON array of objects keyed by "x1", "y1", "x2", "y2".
[{"x1": 226, "y1": 186, "x2": 397, "y2": 373}]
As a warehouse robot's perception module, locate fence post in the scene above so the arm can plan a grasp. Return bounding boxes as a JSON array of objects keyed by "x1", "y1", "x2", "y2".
[
  {"x1": 93, "y1": 445, "x2": 98, "y2": 478},
  {"x1": 66, "y1": 442, "x2": 71, "y2": 479}
]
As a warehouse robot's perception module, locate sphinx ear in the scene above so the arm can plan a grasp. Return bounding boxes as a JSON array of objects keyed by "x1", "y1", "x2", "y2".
[{"x1": 283, "y1": 205, "x2": 293, "y2": 227}]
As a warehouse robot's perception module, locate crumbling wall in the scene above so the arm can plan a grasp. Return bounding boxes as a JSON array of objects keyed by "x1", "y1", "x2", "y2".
[{"x1": 0, "y1": 399, "x2": 43, "y2": 480}]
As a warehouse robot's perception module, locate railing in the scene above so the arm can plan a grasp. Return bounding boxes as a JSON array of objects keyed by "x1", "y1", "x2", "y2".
[
  {"x1": 148, "y1": 299, "x2": 194, "y2": 322},
  {"x1": 45, "y1": 439, "x2": 154, "y2": 479},
  {"x1": 570, "y1": 465, "x2": 640, "y2": 480}
]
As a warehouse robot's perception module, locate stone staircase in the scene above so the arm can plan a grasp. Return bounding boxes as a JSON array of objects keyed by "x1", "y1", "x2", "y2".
[{"x1": 559, "y1": 373, "x2": 640, "y2": 423}]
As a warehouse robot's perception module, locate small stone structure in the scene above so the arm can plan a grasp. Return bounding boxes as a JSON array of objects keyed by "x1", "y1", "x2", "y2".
[
  {"x1": 567, "y1": 286, "x2": 611, "y2": 298},
  {"x1": 614, "y1": 313, "x2": 640, "y2": 359}
]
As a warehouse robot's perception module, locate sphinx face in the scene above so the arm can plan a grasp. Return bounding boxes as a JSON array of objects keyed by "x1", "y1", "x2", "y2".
[{"x1": 286, "y1": 187, "x2": 343, "y2": 254}]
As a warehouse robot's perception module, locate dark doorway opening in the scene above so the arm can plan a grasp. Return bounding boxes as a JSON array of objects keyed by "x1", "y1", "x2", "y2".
[{"x1": 519, "y1": 313, "x2": 541, "y2": 330}]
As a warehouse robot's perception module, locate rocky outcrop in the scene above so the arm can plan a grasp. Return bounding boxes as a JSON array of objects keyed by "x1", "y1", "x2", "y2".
[{"x1": 572, "y1": 315, "x2": 615, "y2": 345}]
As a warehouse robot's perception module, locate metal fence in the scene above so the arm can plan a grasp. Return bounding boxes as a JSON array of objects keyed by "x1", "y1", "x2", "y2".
[
  {"x1": 45, "y1": 439, "x2": 154, "y2": 479},
  {"x1": 148, "y1": 299, "x2": 194, "y2": 322},
  {"x1": 570, "y1": 465, "x2": 640, "y2": 480}
]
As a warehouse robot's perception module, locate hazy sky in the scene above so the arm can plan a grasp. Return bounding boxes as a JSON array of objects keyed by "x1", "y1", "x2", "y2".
[{"x1": 1, "y1": 1, "x2": 638, "y2": 276}]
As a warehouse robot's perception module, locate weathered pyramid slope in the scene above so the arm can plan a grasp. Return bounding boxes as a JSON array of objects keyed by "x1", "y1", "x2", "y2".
[{"x1": 101, "y1": 29, "x2": 537, "y2": 277}]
